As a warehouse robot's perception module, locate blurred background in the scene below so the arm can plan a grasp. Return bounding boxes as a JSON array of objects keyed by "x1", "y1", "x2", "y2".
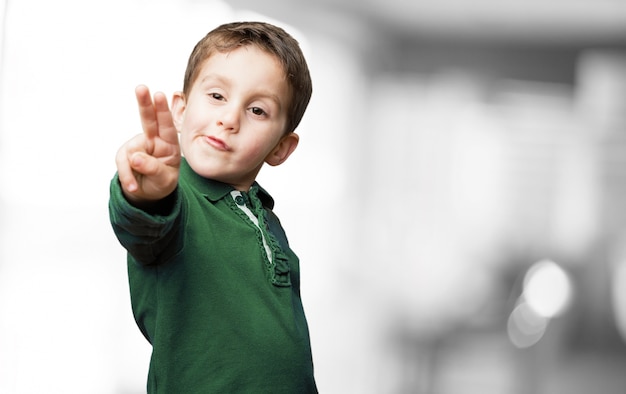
[{"x1": 1, "y1": 0, "x2": 626, "y2": 392}]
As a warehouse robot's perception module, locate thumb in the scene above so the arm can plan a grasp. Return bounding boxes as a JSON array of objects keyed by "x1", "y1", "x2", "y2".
[{"x1": 130, "y1": 152, "x2": 161, "y2": 176}]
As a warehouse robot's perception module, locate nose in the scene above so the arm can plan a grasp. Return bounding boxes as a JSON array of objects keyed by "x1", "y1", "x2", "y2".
[{"x1": 216, "y1": 104, "x2": 240, "y2": 132}]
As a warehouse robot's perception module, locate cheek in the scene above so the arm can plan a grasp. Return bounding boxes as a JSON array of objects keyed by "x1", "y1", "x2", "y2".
[
  {"x1": 240, "y1": 137, "x2": 273, "y2": 162},
  {"x1": 183, "y1": 114, "x2": 208, "y2": 131},
  {"x1": 243, "y1": 139, "x2": 266, "y2": 158},
  {"x1": 182, "y1": 104, "x2": 214, "y2": 129}
]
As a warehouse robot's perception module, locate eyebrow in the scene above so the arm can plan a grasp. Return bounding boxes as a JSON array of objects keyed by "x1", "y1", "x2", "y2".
[{"x1": 199, "y1": 74, "x2": 230, "y2": 89}]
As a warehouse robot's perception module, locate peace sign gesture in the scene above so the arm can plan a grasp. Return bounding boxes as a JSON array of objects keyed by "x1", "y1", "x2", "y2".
[{"x1": 116, "y1": 85, "x2": 181, "y2": 205}]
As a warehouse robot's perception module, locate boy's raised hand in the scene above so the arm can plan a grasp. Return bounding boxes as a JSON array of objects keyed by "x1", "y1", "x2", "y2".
[{"x1": 116, "y1": 85, "x2": 181, "y2": 205}]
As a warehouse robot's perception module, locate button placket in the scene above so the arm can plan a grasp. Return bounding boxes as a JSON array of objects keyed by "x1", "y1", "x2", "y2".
[
  {"x1": 230, "y1": 191, "x2": 273, "y2": 264},
  {"x1": 229, "y1": 189, "x2": 291, "y2": 287}
]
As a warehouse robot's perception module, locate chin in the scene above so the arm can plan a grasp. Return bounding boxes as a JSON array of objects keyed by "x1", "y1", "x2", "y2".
[{"x1": 184, "y1": 156, "x2": 217, "y2": 178}]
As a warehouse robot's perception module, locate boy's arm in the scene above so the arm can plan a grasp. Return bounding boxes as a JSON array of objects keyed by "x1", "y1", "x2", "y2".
[
  {"x1": 116, "y1": 85, "x2": 181, "y2": 208},
  {"x1": 109, "y1": 174, "x2": 182, "y2": 265},
  {"x1": 109, "y1": 85, "x2": 183, "y2": 265}
]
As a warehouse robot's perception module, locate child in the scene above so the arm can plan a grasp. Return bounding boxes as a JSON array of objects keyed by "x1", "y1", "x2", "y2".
[{"x1": 109, "y1": 21, "x2": 317, "y2": 393}]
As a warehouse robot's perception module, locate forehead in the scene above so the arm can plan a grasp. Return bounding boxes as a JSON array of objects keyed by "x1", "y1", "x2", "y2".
[{"x1": 198, "y1": 46, "x2": 287, "y2": 84}]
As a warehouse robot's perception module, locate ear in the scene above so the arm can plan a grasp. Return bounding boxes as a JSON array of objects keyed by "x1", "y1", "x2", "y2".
[
  {"x1": 265, "y1": 133, "x2": 299, "y2": 166},
  {"x1": 171, "y1": 91, "x2": 186, "y2": 132}
]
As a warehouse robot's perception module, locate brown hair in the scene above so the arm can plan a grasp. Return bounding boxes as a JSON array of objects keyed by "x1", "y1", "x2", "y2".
[{"x1": 183, "y1": 21, "x2": 312, "y2": 134}]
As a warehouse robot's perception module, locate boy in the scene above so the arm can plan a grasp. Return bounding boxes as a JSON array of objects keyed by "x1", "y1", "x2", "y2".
[{"x1": 109, "y1": 22, "x2": 317, "y2": 393}]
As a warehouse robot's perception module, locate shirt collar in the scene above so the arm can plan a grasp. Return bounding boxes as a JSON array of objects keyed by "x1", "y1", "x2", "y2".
[{"x1": 180, "y1": 157, "x2": 275, "y2": 209}]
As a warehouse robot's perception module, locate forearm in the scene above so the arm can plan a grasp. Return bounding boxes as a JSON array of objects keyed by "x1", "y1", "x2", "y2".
[{"x1": 109, "y1": 174, "x2": 183, "y2": 265}]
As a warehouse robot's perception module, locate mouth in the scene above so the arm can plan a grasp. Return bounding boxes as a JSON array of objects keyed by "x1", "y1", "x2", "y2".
[{"x1": 205, "y1": 136, "x2": 230, "y2": 151}]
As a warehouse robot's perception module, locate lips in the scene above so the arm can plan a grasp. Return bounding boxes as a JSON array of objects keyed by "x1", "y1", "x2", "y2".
[{"x1": 205, "y1": 135, "x2": 230, "y2": 151}]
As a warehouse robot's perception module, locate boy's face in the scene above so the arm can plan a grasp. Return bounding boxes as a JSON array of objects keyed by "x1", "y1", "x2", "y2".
[{"x1": 172, "y1": 45, "x2": 297, "y2": 191}]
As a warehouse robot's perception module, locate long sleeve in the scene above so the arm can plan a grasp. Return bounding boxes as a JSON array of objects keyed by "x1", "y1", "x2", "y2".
[{"x1": 108, "y1": 174, "x2": 183, "y2": 265}]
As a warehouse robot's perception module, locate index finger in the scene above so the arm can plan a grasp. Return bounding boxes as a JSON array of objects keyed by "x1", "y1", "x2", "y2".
[{"x1": 135, "y1": 85, "x2": 159, "y2": 140}]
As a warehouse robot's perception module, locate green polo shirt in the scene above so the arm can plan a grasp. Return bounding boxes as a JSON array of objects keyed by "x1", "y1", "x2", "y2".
[{"x1": 109, "y1": 158, "x2": 317, "y2": 393}]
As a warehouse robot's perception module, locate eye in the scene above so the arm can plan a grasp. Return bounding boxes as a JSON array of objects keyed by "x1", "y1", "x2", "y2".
[
  {"x1": 209, "y1": 93, "x2": 224, "y2": 100},
  {"x1": 250, "y1": 107, "x2": 266, "y2": 116}
]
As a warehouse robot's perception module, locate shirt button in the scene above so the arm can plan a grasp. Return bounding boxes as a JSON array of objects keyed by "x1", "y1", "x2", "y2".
[{"x1": 235, "y1": 195, "x2": 245, "y2": 206}]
